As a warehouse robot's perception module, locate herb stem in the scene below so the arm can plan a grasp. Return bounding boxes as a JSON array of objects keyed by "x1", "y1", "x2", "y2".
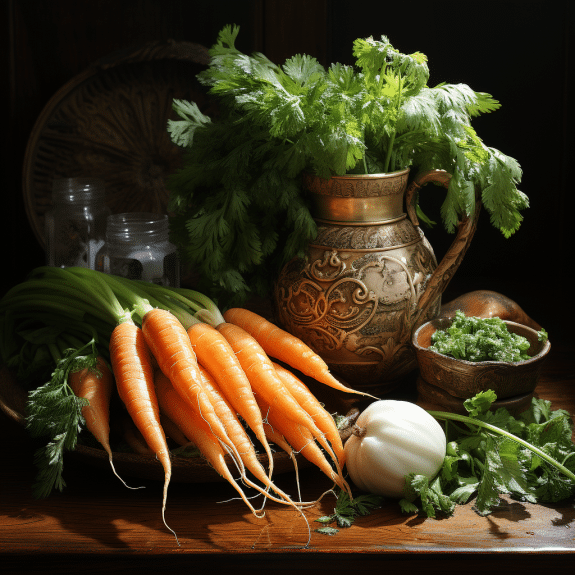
[{"x1": 383, "y1": 72, "x2": 402, "y2": 173}]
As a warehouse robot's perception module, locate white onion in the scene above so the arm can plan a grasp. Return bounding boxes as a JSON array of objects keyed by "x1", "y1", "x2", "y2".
[{"x1": 344, "y1": 400, "x2": 447, "y2": 498}]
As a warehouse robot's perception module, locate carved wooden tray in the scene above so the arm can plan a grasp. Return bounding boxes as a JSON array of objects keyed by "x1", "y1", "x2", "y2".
[{"x1": 22, "y1": 40, "x2": 214, "y2": 248}]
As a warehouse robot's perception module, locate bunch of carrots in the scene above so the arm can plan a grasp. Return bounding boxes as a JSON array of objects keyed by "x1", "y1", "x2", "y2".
[{"x1": 0, "y1": 266, "x2": 371, "y2": 544}]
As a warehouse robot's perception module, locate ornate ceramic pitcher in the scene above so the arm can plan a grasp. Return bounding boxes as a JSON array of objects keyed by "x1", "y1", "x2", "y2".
[{"x1": 274, "y1": 169, "x2": 481, "y2": 395}]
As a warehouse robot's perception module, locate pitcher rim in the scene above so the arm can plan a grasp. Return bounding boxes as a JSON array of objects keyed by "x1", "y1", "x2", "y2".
[{"x1": 304, "y1": 168, "x2": 410, "y2": 181}]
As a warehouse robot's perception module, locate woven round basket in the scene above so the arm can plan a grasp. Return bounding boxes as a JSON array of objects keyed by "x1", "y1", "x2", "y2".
[{"x1": 23, "y1": 40, "x2": 214, "y2": 248}]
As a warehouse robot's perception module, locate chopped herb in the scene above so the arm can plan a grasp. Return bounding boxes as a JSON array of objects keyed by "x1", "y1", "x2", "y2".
[{"x1": 429, "y1": 310, "x2": 546, "y2": 362}]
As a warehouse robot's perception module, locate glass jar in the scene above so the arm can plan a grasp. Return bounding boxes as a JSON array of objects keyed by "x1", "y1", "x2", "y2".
[
  {"x1": 96, "y1": 213, "x2": 180, "y2": 287},
  {"x1": 45, "y1": 177, "x2": 110, "y2": 269}
]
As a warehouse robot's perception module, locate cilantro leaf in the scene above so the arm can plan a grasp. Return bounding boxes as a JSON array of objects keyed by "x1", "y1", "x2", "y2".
[
  {"x1": 167, "y1": 99, "x2": 211, "y2": 147},
  {"x1": 403, "y1": 474, "x2": 456, "y2": 518},
  {"x1": 314, "y1": 490, "x2": 385, "y2": 534}
]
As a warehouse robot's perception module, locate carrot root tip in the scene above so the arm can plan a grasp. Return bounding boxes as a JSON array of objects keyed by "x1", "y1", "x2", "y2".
[{"x1": 108, "y1": 457, "x2": 145, "y2": 490}]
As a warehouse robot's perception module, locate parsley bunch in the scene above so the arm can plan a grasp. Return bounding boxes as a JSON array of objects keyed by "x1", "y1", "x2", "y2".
[{"x1": 167, "y1": 25, "x2": 527, "y2": 307}]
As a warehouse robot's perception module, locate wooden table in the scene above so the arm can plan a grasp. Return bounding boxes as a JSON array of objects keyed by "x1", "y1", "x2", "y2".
[{"x1": 1, "y1": 341, "x2": 574, "y2": 575}]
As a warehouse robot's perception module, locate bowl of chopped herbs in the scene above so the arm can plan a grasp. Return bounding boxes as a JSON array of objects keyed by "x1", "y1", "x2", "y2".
[{"x1": 412, "y1": 310, "x2": 550, "y2": 401}]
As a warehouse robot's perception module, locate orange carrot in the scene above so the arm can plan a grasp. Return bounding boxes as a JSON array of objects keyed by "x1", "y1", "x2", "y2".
[
  {"x1": 259, "y1": 417, "x2": 303, "y2": 502},
  {"x1": 69, "y1": 357, "x2": 141, "y2": 488},
  {"x1": 273, "y1": 362, "x2": 345, "y2": 466},
  {"x1": 154, "y1": 370, "x2": 265, "y2": 518},
  {"x1": 255, "y1": 392, "x2": 350, "y2": 493},
  {"x1": 216, "y1": 322, "x2": 317, "y2": 431},
  {"x1": 109, "y1": 320, "x2": 177, "y2": 543},
  {"x1": 222, "y1": 308, "x2": 374, "y2": 397},
  {"x1": 141, "y1": 308, "x2": 238, "y2": 460},
  {"x1": 196, "y1": 364, "x2": 311, "y2": 503},
  {"x1": 120, "y1": 413, "x2": 154, "y2": 455},
  {"x1": 196, "y1": 364, "x2": 268, "y2": 474},
  {"x1": 187, "y1": 321, "x2": 276, "y2": 477},
  {"x1": 216, "y1": 321, "x2": 347, "y2": 488},
  {"x1": 68, "y1": 358, "x2": 111, "y2": 453},
  {"x1": 160, "y1": 413, "x2": 189, "y2": 447}
]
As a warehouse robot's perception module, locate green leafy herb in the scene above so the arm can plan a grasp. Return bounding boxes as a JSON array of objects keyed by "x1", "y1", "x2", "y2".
[
  {"x1": 429, "y1": 310, "x2": 546, "y2": 362},
  {"x1": 400, "y1": 474, "x2": 456, "y2": 518},
  {"x1": 167, "y1": 25, "x2": 527, "y2": 307},
  {"x1": 403, "y1": 391, "x2": 575, "y2": 517},
  {"x1": 315, "y1": 489, "x2": 385, "y2": 534},
  {"x1": 25, "y1": 339, "x2": 100, "y2": 498}
]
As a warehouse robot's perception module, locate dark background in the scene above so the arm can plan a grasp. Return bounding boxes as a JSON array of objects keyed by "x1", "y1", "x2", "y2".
[{"x1": 3, "y1": 0, "x2": 574, "y2": 342}]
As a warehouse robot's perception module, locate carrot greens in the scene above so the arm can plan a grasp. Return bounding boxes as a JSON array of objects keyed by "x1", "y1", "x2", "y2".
[{"x1": 26, "y1": 339, "x2": 99, "y2": 498}]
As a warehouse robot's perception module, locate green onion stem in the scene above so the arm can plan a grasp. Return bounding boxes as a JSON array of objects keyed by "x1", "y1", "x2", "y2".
[
  {"x1": 135, "y1": 281, "x2": 203, "y2": 313},
  {"x1": 65, "y1": 267, "x2": 131, "y2": 323},
  {"x1": 1, "y1": 267, "x2": 229, "y2": 372},
  {"x1": 171, "y1": 287, "x2": 224, "y2": 322},
  {"x1": 29, "y1": 267, "x2": 125, "y2": 322},
  {"x1": 46, "y1": 342, "x2": 61, "y2": 364},
  {"x1": 0, "y1": 295, "x2": 103, "y2": 323}
]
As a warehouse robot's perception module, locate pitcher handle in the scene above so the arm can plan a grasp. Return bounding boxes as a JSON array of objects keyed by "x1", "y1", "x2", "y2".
[{"x1": 405, "y1": 169, "x2": 482, "y2": 329}]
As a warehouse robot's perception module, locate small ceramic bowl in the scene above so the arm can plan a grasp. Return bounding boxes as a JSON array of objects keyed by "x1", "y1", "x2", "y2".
[{"x1": 412, "y1": 317, "x2": 551, "y2": 401}]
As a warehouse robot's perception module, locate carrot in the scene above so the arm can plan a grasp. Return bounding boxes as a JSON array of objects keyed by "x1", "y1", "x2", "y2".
[
  {"x1": 259, "y1": 417, "x2": 303, "y2": 502},
  {"x1": 68, "y1": 357, "x2": 113, "y2": 451},
  {"x1": 187, "y1": 321, "x2": 276, "y2": 479},
  {"x1": 154, "y1": 370, "x2": 265, "y2": 518},
  {"x1": 160, "y1": 413, "x2": 189, "y2": 447},
  {"x1": 222, "y1": 308, "x2": 374, "y2": 398},
  {"x1": 120, "y1": 413, "x2": 154, "y2": 455},
  {"x1": 196, "y1": 364, "x2": 269, "y2": 477},
  {"x1": 68, "y1": 356, "x2": 140, "y2": 488},
  {"x1": 255, "y1": 392, "x2": 351, "y2": 493},
  {"x1": 216, "y1": 321, "x2": 347, "y2": 490},
  {"x1": 109, "y1": 320, "x2": 178, "y2": 544},
  {"x1": 273, "y1": 362, "x2": 345, "y2": 466},
  {"x1": 141, "y1": 308, "x2": 239, "y2": 461},
  {"x1": 194, "y1": 364, "x2": 314, "y2": 507}
]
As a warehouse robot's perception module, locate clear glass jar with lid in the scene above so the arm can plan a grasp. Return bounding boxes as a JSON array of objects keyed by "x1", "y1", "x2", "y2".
[
  {"x1": 96, "y1": 212, "x2": 180, "y2": 287},
  {"x1": 45, "y1": 177, "x2": 110, "y2": 269}
]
